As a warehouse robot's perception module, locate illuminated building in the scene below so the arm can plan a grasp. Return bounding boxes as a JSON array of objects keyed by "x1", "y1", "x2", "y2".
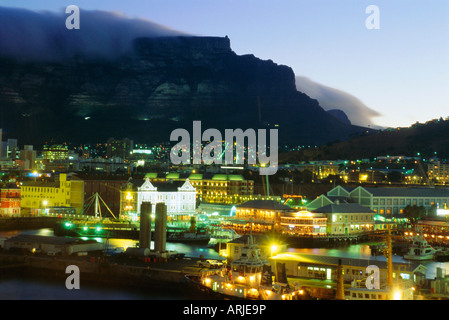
[
  {"x1": 280, "y1": 210, "x2": 327, "y2": 235},
  {"x1": 120, "y1": 177, "x2": 196, "y2": 221},
  {"x1": 428, "y1": 161, "x2": 449, "y2": 184},
  {"x1": 106, "y1": 138, "x2": 133, "y2": 160},
  {"x1": 269, "y1": 252, "x2": 421, "y2": 298},
  {"x1": 42, "y1": 144, "x2": 69, "y2": 161},
  {"x1": 20, "y1": 173, "x2": 84, "y2": 214},
  {"x1": 233, "y1": 200, "x2": 296, "y2": 232},
  {"x1": 312, "y1": 202, "x2": 375, "y2": 236},
  {"x1": 307, "y1": 185, "x2": 449, "y2": 216},
  {"x1": 144, "y1": 172, "x2": 260, "y2": 204},
  {"x1": 0, "y1": 185, "x2": 21, "y2": 216}
]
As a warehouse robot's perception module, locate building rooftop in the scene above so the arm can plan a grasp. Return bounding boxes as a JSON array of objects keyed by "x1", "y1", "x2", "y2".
[
  {"x1": 312, "y1": 203, "x2": 375, "y2": 214},
  {"x1": 237, "y1": 200, "x2": 295, "y2": 211},
  {"x1": 270, "y1": 252, "x2": 421, "y2": 272},
  {"x1": 144, "y1": 172, "x2": 249, "y2": 182},
  {"x1": 337, "y1": 186, "x2": 449, "y2": 198},
  {"x1": 21, "y1": 181, "x2": 61, "y2": 188},
  {"x1": 123, "y1": 178, "x2": 191, "y2": 192}
]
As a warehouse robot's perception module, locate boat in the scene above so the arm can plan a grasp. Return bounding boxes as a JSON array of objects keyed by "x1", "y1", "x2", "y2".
[
  {"x1": 403, "y1": 236, "x2": 436, "y2": 261},
  {"x1": 199, "y1": 232, "x2": 303, "y2": 300},
  {"x1": 207, "y1": 228, "x2": 240, "y2": 248},
  {"x1": 167, "y1": 231, "x2": 210, "y2": 244}
]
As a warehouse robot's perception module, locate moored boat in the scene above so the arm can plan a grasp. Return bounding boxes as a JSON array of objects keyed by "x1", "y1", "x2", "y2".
[
  {"x1": 167, "y1": 231, "x2": 210, "y2": 244},
  {"x1": 434, "y1": 247, "x2": 449, "y2": 262},
  {"x1": 403, "y1": 236, "x2": 436, "y2": 261},
  {"x1": 200, "y1": 233, "x2": 303, "y2": 300}
]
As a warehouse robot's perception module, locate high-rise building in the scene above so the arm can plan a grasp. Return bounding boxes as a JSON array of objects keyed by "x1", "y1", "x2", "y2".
[
  {"x1": 106, "y1": 138, "x2": 133, "y2": 161},
  {"x1": 42, "y1": 144, "x2": 69, "y2": 162},
  {"x1": 428, "y1": 161, "x2": 449, "y2": 184},
  {"x1": 19, "y1": 145, "x2": 37, "y2": 170}
]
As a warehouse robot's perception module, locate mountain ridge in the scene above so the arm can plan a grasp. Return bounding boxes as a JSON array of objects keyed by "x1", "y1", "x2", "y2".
[
  {"x1": 0, "y1": 35, "x2": 375, "y2": 147},
  {"x1": 279, "y1": 118, "x2": 449, "y2": 162}
]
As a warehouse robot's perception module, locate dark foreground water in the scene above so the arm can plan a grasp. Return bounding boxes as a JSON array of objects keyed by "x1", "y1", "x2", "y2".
[
  {"x1": 0, "y1": 274, "x2": 185, "y2": 300},
  {"x1": 0, "y1": 228, "x2": 220, "y2": 300},
  {"x1": 1, "y1": 229, "x2": 448, "y2": 299}
]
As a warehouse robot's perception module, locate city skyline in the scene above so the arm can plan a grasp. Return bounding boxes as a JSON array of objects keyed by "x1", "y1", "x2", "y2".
[{"x1": 1, "y1": 0, "x2": 448, "y2": 129}]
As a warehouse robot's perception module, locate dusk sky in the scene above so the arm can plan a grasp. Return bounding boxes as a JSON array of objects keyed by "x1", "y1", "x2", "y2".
[{"x1": 2, "y1": 0, "x2": 448, "y2": 129}]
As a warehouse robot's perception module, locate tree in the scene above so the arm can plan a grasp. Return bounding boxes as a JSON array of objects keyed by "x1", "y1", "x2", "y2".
[
  {"x1": 428, "y1": 204, "x2": 438, "y2": 217},
  {"x1": 403, "y1": 205, "x2": 426, "y2": 223}
]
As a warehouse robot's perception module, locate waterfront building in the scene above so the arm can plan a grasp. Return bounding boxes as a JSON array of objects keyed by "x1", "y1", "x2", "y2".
[
  {"x1": 232, "y1": 199, "x2": 296, "y2": 233},
  {"x1": 269, "y1": 252, "x2": 425, "y2": 291},
  {"x1": 0, "y1": 185, "x2": 21, "y2": 216},
  {"x1": 120, "y1": 177, "x2": 196, "y2": 221},
  {"x1": 0, "y1": 234, "x2": 103, "y2": 255},
  {"x1": 280, "y1": 210, "x2": 327, "y2": 236},
  {"x1": 20, "y1": 173, "x2": 84, "y2": 214},
  {"x1": 312, "y1": 202, "x2": 375, "y2": 236},
  {"x1": 307, "y1": 185, "x2": 449, "y2": 216},
  {"x1": 145, "y1": 172, "x2": 261, "y2": 205}
]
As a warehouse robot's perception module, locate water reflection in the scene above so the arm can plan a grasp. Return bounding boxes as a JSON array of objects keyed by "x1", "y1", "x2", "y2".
[
  {"x1": 0, "y1": 229, "x2": 219, "y2": 260},
  {"x1": 2, "y1": 229, "x2": 448, "y2": 279}
]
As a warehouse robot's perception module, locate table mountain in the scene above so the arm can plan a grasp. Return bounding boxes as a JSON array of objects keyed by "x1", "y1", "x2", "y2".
[{"x1": 0, "y1": 35, "x2": 373, "y2": 146}]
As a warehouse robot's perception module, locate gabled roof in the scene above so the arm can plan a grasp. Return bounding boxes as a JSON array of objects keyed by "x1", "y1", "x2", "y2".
[
  {"x1": 312, "y1": 203, "x2": 374, "y2": 214},
  {"x1": 123, "y1": 177, "x2": 192, "y2": 192},
  {"x1": 360, "y1": 187, "x2": 449, "y2": 198},
  {"x1": 271, "y1": 252, "x2": 421, "y2": 271},
  {"x1": 237, "y1": 200, "x2": 295, "y2": 211}
]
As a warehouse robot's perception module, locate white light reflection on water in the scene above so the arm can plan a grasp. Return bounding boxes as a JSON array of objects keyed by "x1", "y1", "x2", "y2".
[
  {"x1": 2, "y1": 229, "x2": 448, "y2": 280},
  {"x1": 0, "y1": 229, "x2": 220, "y2": 260}
]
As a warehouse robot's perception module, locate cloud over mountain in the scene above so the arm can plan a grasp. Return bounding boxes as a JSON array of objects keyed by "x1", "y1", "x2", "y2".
[
  {"x1": 0, "y1": 6, "x2": 186, "y2": 61},
  {"x1": 295, "y1": 76, "x2": 382, "y2": 128}
]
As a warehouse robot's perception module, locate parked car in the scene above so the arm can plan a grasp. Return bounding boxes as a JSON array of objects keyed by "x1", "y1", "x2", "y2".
[{"x1": 197, "y1": 259, "x2": 224, "y2": 269}]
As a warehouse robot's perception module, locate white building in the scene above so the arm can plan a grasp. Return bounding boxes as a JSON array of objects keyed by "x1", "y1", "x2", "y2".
[{"x1": 120, "y1": 178, "x2": 197, "y2": 220}]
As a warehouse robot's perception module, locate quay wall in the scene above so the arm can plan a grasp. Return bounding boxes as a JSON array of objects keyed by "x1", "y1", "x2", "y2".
[
  {"x1": 0, "y1": 217, "x2": 60, "y2": 231},
  {"x1": 0, "y1": 254, "x2": 187, "y2": 287}
]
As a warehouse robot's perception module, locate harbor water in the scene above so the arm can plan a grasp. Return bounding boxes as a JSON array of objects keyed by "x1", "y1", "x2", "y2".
[
  {"x1": 1, "y1": 229, "x2": 448, "y2": 299},
  {"x1": 0, "y1": 228, "x2": 220, "y2": 300}
]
